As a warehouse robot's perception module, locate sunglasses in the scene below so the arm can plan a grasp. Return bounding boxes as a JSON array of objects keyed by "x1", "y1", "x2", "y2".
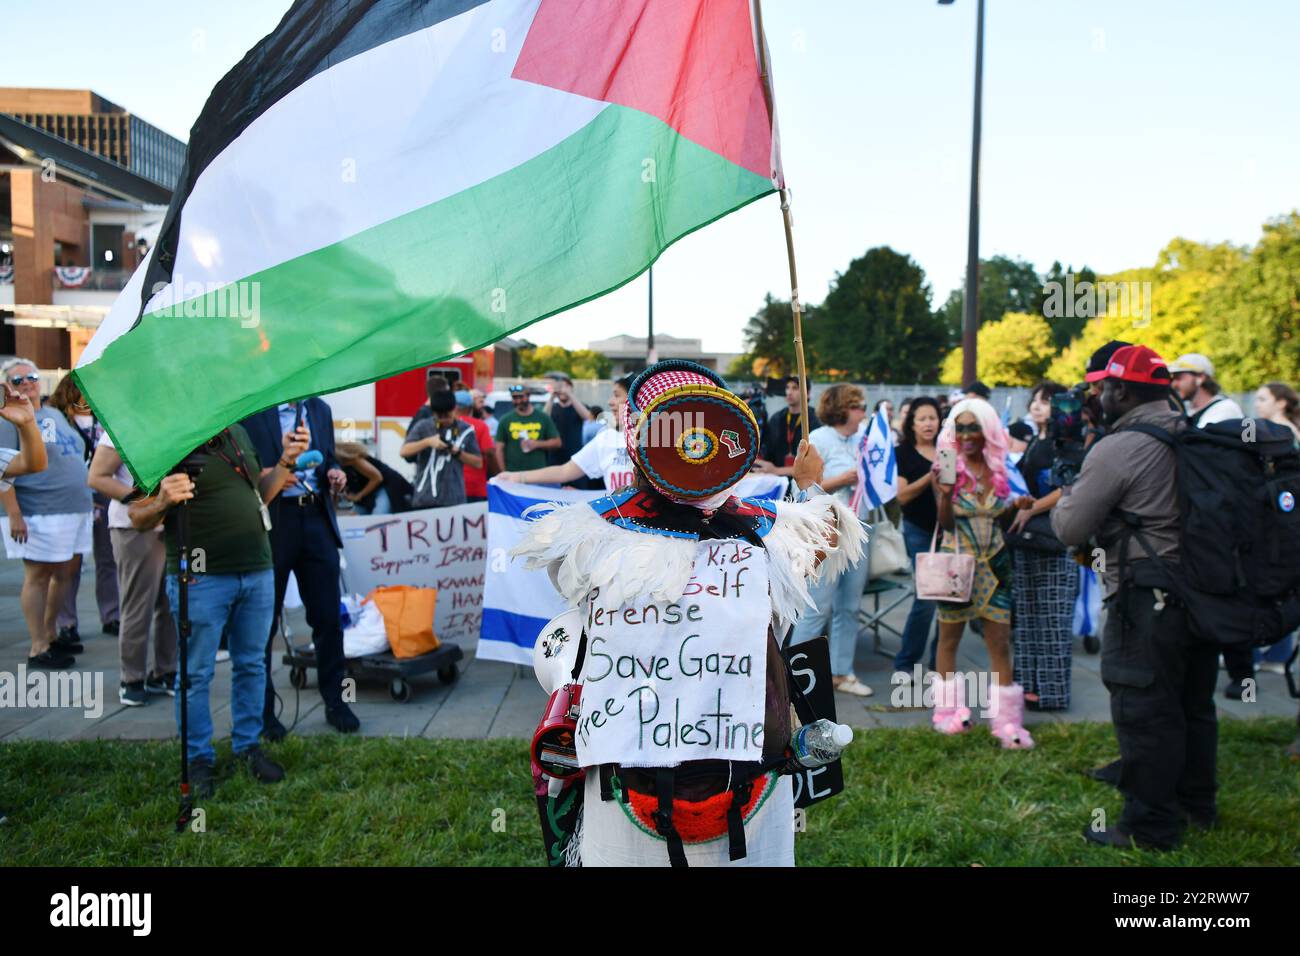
[
  {"x1": 9, "y1": 374, "x2": 39, "y2": 386},
  {"x1": 954, "y1": 422, "x2": 983, "y2": 435}
]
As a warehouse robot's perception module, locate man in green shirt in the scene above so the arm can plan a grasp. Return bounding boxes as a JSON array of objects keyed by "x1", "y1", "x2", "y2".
[
  {"x1": 130, "y1": 422, "x2": 308, "y2": 798},
  {"x1": 495, "y1": 384, "x2": 561, "y2": 472}
]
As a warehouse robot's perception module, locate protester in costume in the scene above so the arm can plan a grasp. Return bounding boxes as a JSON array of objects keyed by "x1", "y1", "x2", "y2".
[
  {"x1": 513, "y1": 361, "x2": 865, "y2": 867},
  {"x1": 929, "y1": 398, "x2": 1036, "y2": 748}
]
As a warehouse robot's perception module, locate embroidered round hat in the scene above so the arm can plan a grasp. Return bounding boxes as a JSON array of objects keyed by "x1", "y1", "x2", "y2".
[{"x1": 621, "y1": 359, "x2": 760, "y2": 501}]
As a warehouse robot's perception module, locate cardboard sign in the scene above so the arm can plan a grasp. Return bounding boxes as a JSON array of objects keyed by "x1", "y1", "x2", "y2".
[
  {"x1": 783, "y1": 636, "x2": 845, "y2": 809},
  {"x1": 338, "y1": 503, "x2": 487, "y2": 645},
  {"x1": 575, "y1": 541, "x2": 770, "y2": 768}
]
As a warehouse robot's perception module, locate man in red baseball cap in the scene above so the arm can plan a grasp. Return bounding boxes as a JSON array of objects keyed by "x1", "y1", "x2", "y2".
[{"x1": 1052, "y1": 344, "x2": 1219, "y2": 851}]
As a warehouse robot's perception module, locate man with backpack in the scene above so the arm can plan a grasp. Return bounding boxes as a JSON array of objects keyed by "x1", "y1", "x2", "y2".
[
  {"x1": 1169, "y1": 353, "x2": 1255, "y2": 700},
  {"x1": 1051, "y1": 345, "x2": 1217, "y2": 850}
]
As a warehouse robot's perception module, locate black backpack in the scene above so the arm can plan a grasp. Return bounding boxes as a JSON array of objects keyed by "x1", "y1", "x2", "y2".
[{"x1": 1119, "y1": 418, "x2": 1300, "y2": 647}]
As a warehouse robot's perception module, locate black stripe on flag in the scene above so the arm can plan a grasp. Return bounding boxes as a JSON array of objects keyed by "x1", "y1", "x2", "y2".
[{"x1": 141, "y1": 0, "x2": 493, "y2": 316}]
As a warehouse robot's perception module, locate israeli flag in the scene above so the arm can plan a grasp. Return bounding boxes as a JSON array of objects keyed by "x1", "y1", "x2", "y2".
[
  {"x1": 859, "y1": 407, "x2": 898, "y2": 510},
  {"x1": 1005, "y1": 454, "x2": 1030, "y2": 497}
]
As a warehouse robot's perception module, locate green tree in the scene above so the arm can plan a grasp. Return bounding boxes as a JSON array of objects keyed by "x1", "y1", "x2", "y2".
[
  {"x1": 1203, "y1": 211, "x2": 1300, "y2": 391},
  {"x1": 518, "y1": 344, "x2": 573, "y2": 378},
  {"x1": 816, "y1": 247, "x2": 945, "y2": 381},
  {"x1": 1046, "y1": 238, "x2": 1244, "y2": 384},
  {"x1": 938, "y1": 255, "x2": 1042, "y2": 348},
  {"x1": 740, "y1": 294, "x2": 800, "y2": 378},
  {"x1": 1037, "y1": 261, "x2": 1099, "y2": 349},
  {"x1": 568, "y1": 348, "x2": 612, "y2": 380},
  {"x1": 939, "y1": 311, "x2": 1055, "y2": 386},
  {"x1": 726, "y1": 353, "x2": 757, "y2": 379}
]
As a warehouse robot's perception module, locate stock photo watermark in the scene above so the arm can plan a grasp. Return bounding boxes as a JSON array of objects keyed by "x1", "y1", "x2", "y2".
[
  {"x1": 0, "y1": 666, "x2": 104, "y2": 718},
  {"x1": 151, "y1": 274, "x2": 262, "y2": 328},
  {"x1": 1042, "y1": 272, "x2": 1152, "y2": 328}
]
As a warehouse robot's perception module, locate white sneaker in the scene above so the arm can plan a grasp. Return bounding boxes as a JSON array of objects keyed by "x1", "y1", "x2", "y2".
[
  {"x1": 833, "y1": 674, "x2": 874, "y2": 697},
  {"x1": 1258, "y1": 662, "x2": 1286, "y2": 676},
  {"x1": 215, "y1": 649, "x2": 231, "y2": 663}
]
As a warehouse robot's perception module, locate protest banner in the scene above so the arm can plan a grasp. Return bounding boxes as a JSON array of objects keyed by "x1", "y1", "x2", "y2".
[
  {"x1": 575, "y1": 540, "x2": 771, "y2": 767},
  {"x1": 338, "y1": 503, "x2": 487, "y2": 646}
]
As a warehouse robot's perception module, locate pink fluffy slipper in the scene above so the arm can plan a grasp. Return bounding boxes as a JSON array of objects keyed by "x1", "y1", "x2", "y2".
[
  {"x1": 989, "y1": 682, "x2": 1035, "y2": 750},
  {"x1": 930, "y1": 676, "x2": 971, "y2": 735}
]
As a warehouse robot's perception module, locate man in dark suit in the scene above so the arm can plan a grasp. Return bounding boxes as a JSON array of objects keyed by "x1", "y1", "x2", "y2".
[{"x1": 240, "y1": 396, "x2": 359, "y2": 736}]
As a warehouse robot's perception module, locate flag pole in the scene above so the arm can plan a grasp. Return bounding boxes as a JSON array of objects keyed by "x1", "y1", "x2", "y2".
[{"x1": 753, "y1": 0, "x2": 811, "y2": 444}]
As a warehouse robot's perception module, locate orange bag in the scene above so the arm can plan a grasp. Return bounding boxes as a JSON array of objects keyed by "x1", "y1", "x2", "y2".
[{"x1": 366, "y1": 586, "x2": 439, "y2": 658}]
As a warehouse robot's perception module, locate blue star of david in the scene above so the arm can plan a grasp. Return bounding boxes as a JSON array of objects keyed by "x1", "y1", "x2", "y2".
[{"x1": 868, "y1": 447, "x2": 886, "y2": 467}]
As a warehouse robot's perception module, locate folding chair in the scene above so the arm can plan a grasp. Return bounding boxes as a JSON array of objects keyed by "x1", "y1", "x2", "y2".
[{"x1": 858, "y1": 574, "x2": 914, "y2": 659}]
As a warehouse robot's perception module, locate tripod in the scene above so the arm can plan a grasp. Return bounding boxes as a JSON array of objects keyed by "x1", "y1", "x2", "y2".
[
  {"x1": 174, "y1": 490, "x2": 194, "y2": 832},
  {"x1": 171, "y1": 454, "x2": 206, "y2": 833}
]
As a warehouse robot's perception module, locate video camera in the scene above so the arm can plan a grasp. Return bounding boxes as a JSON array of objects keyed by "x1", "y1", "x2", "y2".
[{"x1": 1047, "y1": 385, "x2": 1090, "y2": 487}]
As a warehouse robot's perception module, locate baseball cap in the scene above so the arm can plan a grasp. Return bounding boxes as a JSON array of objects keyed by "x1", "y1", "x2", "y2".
[
  {"x1": 1167, "y1": 353, "x2": 1215, "y2": 377},
  {"x1": 1007, "y1": 421, "x2": 1035, "y2": 442},
  {"x1": 454, "y1": 389, "x2": 472, "y2": 408},
  {"x1": 1099, "y1": 345, "x2": 1171, "y2": 385},
  {"x1": 1085, "y1": 340, "x2": 1132, "y2": 382}
]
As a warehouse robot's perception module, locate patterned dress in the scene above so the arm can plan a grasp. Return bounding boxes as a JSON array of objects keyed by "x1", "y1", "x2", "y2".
[{"x1": 936, "y1": 485, "x2": 1013, "y2": 625}]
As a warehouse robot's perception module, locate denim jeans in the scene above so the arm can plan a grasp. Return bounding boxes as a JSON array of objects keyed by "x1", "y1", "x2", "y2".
[
  {"x1": 167, "y1": 570, "x2": 275, "y2": 764},
  {"x1": 790, "y1": 526, "x2": 872, "y2": 677},
  {"x1": 894, "y1": 519, "x2": 938, "y2": 671},
  {"x1": 355, "y1": 487, "x2": 392, "y2": 516}
]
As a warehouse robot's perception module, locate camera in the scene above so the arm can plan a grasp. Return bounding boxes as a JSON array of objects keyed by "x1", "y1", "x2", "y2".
[{"x1": 1048, "y1": 385, "x2": 1089, "y2": 487}]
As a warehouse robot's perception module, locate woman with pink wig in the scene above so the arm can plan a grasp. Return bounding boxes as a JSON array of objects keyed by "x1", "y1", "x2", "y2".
[{"x1": 929, "y1": 398, "x2": 1036, "y2": 748}]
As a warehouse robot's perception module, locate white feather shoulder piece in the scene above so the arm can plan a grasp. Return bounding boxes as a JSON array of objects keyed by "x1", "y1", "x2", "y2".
[
  {"x1": 765, "y1": 496, "x2": 868, "y2": 629},
  {"x1": 510, "y1": 494, "x2": 868, "y2": 626}
]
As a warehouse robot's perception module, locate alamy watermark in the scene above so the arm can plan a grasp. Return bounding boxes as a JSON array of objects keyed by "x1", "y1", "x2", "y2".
[
  {"x1": 889, "y1": 667, "x2": 998, "y2": 716},
  {"x1": 0, "y1": 665, "x2": 104, "y2": 718},
  {"x1": 1042, "y1": 272, "x2": 1152, "y2": 327},
  {"x1": 151, "y1": 273, "x2": 262, "y2": 328}
]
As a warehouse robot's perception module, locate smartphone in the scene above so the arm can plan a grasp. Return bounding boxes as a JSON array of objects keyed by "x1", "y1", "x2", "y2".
[{"x1": 937, "y1": 448, "x2": 957, "y2": 485}]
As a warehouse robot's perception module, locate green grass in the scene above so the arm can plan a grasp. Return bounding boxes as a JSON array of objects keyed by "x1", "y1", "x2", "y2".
[{"x1": 2, "y1": 720, "x2": 1296, "y2": 866}]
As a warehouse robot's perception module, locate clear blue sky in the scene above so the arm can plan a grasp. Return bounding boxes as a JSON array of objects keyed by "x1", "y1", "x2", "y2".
[{"x1": 6, "y1": 0, "x2": 1298, "y2": 353}]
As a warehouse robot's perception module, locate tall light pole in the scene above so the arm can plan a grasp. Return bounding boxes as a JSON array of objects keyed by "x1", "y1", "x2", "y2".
[{"x1": 940, "y1": 0, "x2": 984, "y2": 387}]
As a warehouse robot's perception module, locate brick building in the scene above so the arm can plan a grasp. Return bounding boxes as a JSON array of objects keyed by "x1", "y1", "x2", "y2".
[{"x1": 0, "y1": 90, "x2": 175, "y2": 370}]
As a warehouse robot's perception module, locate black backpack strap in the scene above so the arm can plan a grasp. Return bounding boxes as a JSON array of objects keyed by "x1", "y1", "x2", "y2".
[
  {"x1": 1117, "y1": 422, "x2": 1176, "y2": 447},
  {"x1": 598, "y1": 763, "x2": 615, "y2": 803},
  {"x1": 569, "y1": 629, "x2": 587, "y2": 683},
  {"x1": 652, "y1": 768, "x2": 688, "y2": 867},
  {"x1": 726, "y1": 774, "x2": 754, "y2": 862}
]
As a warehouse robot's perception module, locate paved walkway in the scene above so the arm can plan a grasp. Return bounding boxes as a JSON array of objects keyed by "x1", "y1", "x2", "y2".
[{"x1": 1, "y1": 555, "x2": 1293, "y2": 743}]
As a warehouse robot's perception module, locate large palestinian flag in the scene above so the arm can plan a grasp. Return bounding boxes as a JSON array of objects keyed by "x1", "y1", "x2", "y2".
[{"x1": 75, "y1": 0, "x2": 782, "y2": 487}]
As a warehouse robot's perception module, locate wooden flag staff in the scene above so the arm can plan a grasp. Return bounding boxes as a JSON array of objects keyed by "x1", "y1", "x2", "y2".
[{"x1": 753, "y1": 0, "x2": 811, "y2": 444}]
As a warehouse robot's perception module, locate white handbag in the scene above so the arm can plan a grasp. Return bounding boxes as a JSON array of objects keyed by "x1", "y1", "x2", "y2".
[{"x1": 867, "y1": 507, "x2": 909, "y2": 578}]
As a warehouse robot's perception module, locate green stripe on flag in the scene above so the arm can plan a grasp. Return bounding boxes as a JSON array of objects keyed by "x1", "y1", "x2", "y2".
[{"x1": 77, "y1": 104, "x2": 774, "y2": 488}]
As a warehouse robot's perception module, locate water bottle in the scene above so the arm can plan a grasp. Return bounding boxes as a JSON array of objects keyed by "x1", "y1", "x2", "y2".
[{"x1": 790, "y1": 719, "x2": 854, "y2": 768}]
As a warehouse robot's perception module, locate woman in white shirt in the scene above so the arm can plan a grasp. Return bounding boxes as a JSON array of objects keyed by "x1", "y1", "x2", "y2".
[
  {"x1": 787, "y1": 384, "x2": 873, "y2": 697},
  {"x1": 498, "y1": 376, "x2": 634, "y2": 491}
]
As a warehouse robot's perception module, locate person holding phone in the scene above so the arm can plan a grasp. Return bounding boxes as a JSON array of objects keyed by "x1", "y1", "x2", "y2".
[
  {"x1": 930, "y1": 398, "x2": 1035, "y2": 748},
  {"x1": 240, "y1": 396, "x2": 355, "y2": 738},
  {"x1": 0, "y1": 361, "x2": 94, "y2": 669},
  {"x1": 892, "y1": 396, "x2": 941, "y2": 679}
]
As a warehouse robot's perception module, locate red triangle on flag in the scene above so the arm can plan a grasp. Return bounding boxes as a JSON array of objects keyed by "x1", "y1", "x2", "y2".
[{"x1": 512, "y1": 0, "x2": 776, "y2": 182}]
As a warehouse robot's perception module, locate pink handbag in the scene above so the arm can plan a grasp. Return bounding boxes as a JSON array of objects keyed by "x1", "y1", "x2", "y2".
[{"x1": 915, "y1": 522, "x2": 975, "y2": 603}]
